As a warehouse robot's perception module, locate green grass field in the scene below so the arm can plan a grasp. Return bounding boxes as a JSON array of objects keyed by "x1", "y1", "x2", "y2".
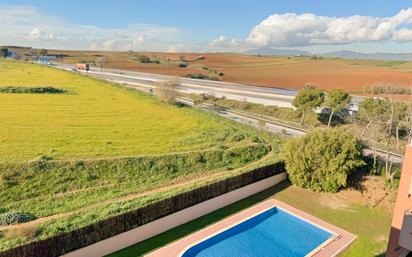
[
  {"x1": 0, "y1": 59, "x2": 279, "y2": 252},
  {"x1": 0, "y1": 60, "x2": 254, "y2": 161}
]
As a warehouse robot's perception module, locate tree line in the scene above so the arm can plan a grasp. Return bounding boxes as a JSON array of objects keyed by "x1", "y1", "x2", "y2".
[{"x1": 292, "y1": 84, "x2": 411, "y2": 185}]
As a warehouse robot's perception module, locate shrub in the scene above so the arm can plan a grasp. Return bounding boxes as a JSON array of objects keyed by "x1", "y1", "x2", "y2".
[
  {"x1": 0, "y1": 86, "x2": 66, "y2": 94},
  {"x1": 0, "y1": 47, "x2": 7, "y2": 58},
  {"x1": 0, "y1": 211, "x2": 37, "y2": 225},
  {"x1": 6, "y1": 225, "x2": 41, "y2": 239},
  {"x1": 186, "y1": 72, "x2": 223, "y2": 81},
  {"x1": 137, "y1": 55, "x2": 151, "y2": 63},
  {"x1": 283, "y1": 128, "x2": 365, "y2": 192},
  {"x1": 186, "y1": 73, "x2": 209, "y2": 79},
  {"x1": 178, "y1": 62, "x2": 187, "y2": 68},
  {"x1": 363, "y1": 84, "x2": 412, "y2": 95},
  {"x1": 208, "y1": 72, "x2": 221, "y2": 81}
]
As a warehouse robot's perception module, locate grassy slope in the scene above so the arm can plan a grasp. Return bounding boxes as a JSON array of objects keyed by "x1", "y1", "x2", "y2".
[
  {"x1": 109, "y1": 182, "x2": 391, "y2": 257},
  {"x1": 0, "y1": 60, "x2": 280, "y2": 251},
  {"x1": 0, "y1": 60, "x2": 244, "y2": 161}
]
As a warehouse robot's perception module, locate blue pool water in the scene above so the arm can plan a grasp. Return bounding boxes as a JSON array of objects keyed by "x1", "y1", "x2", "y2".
[{"x1": 182, "y1": 207, "x2": 332, "y2": 257}]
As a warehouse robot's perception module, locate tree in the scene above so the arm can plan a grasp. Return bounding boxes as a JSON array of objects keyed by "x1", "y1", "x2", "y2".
[
  {"x1": 393, "y1": 101, "x2": 408, "y2": 148},
  {"x1": 156, "y1": 77, "x2": 179, "y2": 104},
  {"x1": 137, "y1": 55, "x2": 151, "y2": 63},
  {"x1": 0, "y1": 47, "x2": 7, "y2": 58},
  {"x1": 95, "y1": 57, "x2": 107, "y2": 71},
  {"x1": 325, "y1": 89, "x2": 351, "y2": 127},
  {"x1": 406, "y1": 99, "x2": 412, "y2": 143},
  {"x1": 283, "y1": 128, "x2": 365, "y2": 193},
  {"x1": 358, "y1": 97, "x2": 389, "y2": 139},
  {"x1": 39, "y1": 48, "x2": 48, "y2": 56},
  {"x1": 292, "y1": 87, "x2": 324, "y2": 125},
  {"x1": 357, "y1": 97, "x2": 390, "y2": 172}
]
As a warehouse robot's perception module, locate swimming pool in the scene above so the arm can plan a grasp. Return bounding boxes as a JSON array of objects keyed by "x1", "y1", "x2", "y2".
[{"x1": 181, "y1": 207, "x2": 333, "y2": 257}]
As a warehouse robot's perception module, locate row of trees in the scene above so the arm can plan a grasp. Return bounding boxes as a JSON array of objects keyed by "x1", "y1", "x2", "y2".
[
  {"x1": 358, "y1": 96, "x2": 411, "y2": 181},
  {"x1": 292, "y1": 85, "x2": 351, "y2": 127}
]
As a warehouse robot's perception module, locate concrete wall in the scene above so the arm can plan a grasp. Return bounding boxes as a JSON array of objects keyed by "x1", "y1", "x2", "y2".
[
  {"x1": 387, "y1": 145, "x2": 412, "y2": 257},
  {"x1": 62, "y1": 172, "x2": 287, "y2": 257}
]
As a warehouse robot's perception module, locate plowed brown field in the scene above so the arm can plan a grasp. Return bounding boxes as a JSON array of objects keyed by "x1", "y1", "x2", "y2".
[{"x1": 47, "y1": 50, "x2": 412, "y2": 93}]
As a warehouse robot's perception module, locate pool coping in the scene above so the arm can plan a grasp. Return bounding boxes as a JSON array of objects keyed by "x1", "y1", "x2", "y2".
[{"x1": 145, "y1": 199, "x2": 357, "y2": 257}]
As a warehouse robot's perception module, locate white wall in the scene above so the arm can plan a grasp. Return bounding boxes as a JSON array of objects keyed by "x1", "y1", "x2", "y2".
[{"x1": 62, "y1": 172, "x2": 287, "y2": 257}]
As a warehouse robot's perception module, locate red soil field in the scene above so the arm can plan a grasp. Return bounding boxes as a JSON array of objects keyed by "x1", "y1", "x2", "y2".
[{"x1": 46, "y1": 50, "x2": 412, "y2": 93}]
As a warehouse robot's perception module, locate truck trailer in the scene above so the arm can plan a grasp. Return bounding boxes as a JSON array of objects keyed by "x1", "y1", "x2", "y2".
[{"x1": 75, "y1": 63, "x2": 90, "y2": 71}]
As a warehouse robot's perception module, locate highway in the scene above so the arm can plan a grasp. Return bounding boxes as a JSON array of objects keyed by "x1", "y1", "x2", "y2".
[{"x1": 60, "y1": 65, "x2": 363, "y2": 109}]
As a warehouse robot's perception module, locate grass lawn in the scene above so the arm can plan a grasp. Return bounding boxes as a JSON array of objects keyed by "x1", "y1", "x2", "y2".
[
  {"x1": 109, "y1": 181, "x2": 392, "y2": 257},
  {"x1": 0, "y1": 59, "x2": 279, "y2": 252}
]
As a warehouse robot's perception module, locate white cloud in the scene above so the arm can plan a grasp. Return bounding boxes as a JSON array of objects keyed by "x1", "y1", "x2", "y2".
[
  {"x1": 3, "y1": 5, "x2": 412, "y2": 52},
  {"x1": 209, "y1": 35, "x2": 228, "y2": 46},
  {"x1": 89, "y1": 35, "x2": 146, "y2": 51},
  {"x1": 209, "y1": 35, "x2": 244, "y2": 50},
  {"x1": 27, "y1": 27, "x2": 63, "y2": 41},
  {"x1": 247, "y1": 8, "x2": 412, "y2": 47},
  {"x1": 393, "y1": 28, "x2": 412, "y2": 42},
  {"x1": 0, "y1": 5, "x2": 185, "y2": 51}
]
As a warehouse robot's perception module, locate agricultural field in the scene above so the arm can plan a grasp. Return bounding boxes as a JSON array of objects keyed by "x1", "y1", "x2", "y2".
[
  {"x1": 0, "y1": 59, "x2": 280, "y2": 252},
  {"x1": 42, "y1": 49, "x2": 412, "y2": 93}
]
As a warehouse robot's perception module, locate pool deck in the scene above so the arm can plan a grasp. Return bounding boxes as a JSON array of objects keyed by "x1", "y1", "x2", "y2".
[{"x1": 145, "y1": 199, "x2": 356, "y2": 257}]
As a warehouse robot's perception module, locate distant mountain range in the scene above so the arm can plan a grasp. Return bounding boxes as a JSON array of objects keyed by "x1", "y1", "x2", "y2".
[
  {"x1": 244, "y1": 47, "x2": 412, "y2": 61},
  {"x1": 243, "y1": 47, "x2": 312, "y2": 57},
  {"x1": 321, "y1": 50, "x2": 412, "y2": 61}
]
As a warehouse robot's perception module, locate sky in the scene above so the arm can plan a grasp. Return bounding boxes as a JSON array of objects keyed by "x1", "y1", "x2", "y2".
[{"x1": 1, "y1": 0, "x2": 412, "y2": 53}]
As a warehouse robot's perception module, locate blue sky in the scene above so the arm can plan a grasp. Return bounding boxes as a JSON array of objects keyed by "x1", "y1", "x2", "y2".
[{"x1": 1, "y1": 0, "x2": 412, "y2": 52}]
